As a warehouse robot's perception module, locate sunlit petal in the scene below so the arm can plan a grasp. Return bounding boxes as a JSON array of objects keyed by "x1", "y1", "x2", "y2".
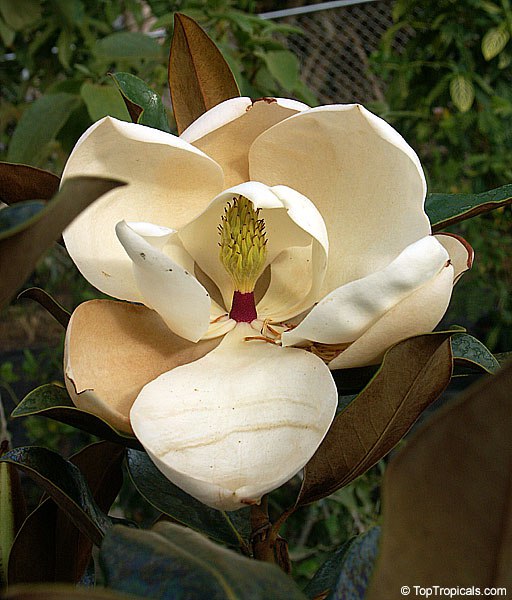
[
  {"x1": 130, "y1": 323, "x2": 337, "y2": 511},
  {"x1": 116, "y1": 221, "x2": 211, "y2": 342},
  {"x1": 62, "y1": 117, "x2": 224, "y2": 301},
  {"x1": 64, "y1": 300, "x2": 220, "y2": 433},
  {"x1": 250, "y1": 104, "x2": 431, "y2": 296},
  {"x1": 328, "y1": 263, "x2": 454, "y2": 368},
  {"x1": 282, "y1": 236, "x2": 449, "y2": 346}
]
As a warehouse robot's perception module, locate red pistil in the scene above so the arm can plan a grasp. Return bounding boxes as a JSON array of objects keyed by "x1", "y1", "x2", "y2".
[{"x1": 230, "y1": 291, "x2": 257, "y2": 322}]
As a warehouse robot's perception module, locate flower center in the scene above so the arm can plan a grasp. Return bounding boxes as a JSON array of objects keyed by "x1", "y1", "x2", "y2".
[{"x1": 219, "y1": 195, "x2": 267, "y2": 322}]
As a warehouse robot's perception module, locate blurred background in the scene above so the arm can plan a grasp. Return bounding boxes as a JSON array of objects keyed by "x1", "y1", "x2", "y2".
[{"x1": 1, "y1": 0, "x2": 511, "y2": 584}]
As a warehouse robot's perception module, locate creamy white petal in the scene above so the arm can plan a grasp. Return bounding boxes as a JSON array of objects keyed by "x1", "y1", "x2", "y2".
[
  {"x1": 116, "y1": 221, "x2": 211, "y2": 342},
  {"x1": 435, "y1": 233, "x2": 474, "y2": 284},
  {"x1": 249, "y1": 104, "x2": 431, "y2": 296},
  {"x1": 179, "y1": 182, "x2": 328, "y2": 313},
  {"x1": 130, "y1": 322, "x2": 337, "y2": 511},
  {"x1": 181, "y1": 97, "x2": 308, "y2": 188},
  {"x1": 328, "y1": 263, "x2": 454, "y2": 369},
  {"x1": 281, "y1": 236, "x2": 449, "y2": 347},
  {"x1": 62, "y1": 116, "x2": 224, "y2": 301}
]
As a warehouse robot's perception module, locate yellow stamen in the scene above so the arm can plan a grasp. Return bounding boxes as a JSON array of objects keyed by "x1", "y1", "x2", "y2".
[{"x1": 219, "y1": 195, "x2": 267, "y2": 293}]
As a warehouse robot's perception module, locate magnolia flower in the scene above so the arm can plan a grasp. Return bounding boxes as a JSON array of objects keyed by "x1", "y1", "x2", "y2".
[{"x1": 62, "y1": 98, "x2": 472, "y2": 510}]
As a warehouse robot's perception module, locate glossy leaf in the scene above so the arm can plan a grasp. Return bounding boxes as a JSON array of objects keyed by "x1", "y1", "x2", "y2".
[
  {"x1": 367, "y1": 361, "x2": 512, "y2": 595},
  {"x1": 3, "y1": 585, "x2": 144, "y2": 599},
  {"x1": 0, "y1": 201, "x2": 45, "y2": 237},
  {"x1": 126, "y1": 449, "x2": 250, "y2": 549},
  {"x1": 94, "y1": 32, "x2": 161, "y2": 60},
  {"x1": 7, "y1": 93, "x2": 80, "y2": 166},
  {"x1": 100, "y1": 522, "x2": 307, "y2": 600},
  {"x1": 11, "y1": 384, "x2": 140, "y2": 449},
  {"x1": 0, "y1": 162, "x2": 59, "y2": 205},
  {"x1": 297, "y1": 332, "x2": 454, "y2": 506},
  {"x1": 0, "y1": 176, "x2": 124, "y2": 309},
  {"x1": 0, "y1": 447, "x2": 111, "y2": 546},
  {"x1": 451, "y1": 332, "x2": 500, "y2": 374},
  {"x1": 8, "y1": 442, "x2": 124, "y2": 585},
  {"x1": 80, "y1": 83, "x2": 130, "y2": 122},
  {"x1": 169, "y1": 13, "x2": 240, "y2": 134},
  {"x1": 482, "y1": 26, "x2": 510, "y2": 60},
  {"x1": 0, "y1": 441, "x2": 27, "y2": 587},
  {"x1": 261, "y1": 50, "x2": 300, "y2": 90},
  {"x1": 305, "y1": 527, "x2": 380, "y2": 600},
  {"x1": 111, "y1": 72, "x2": 171, "y2": 132},
  {"x1": 17, "y1": 288, "x2": 70, "y2": 328},
  {"x1": 449, "y1": 74, "x2": 474, "y2": 112},
  {"x1": 426, "y1": 182, "x2": 512, "y2": 231}
]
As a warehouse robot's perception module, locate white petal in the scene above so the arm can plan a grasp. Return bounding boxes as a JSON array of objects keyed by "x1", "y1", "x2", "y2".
[
  {"x1": 130, "y1": 322, "x2": 337, "y2": 511},
  {"x1": 62, "y1": 116, "x2": 224, "y2": 301},
  {"x1": 116, "y1": 221, "x2": 211, "y2": 342},
  {"x1": 328, "y1": 263, "x2": 455, "y2": 368},
  {"x1": 282, "y1": 236, "x2": 449, "y2": 346},
  {"x1": 435, "y1": 233, "x2": 474, "y2": 284},
  {"x1": 179, "y1": 182, "x2": 328, "y2": 314},
  {"x1": 181, "y1": 97, "x2": 308, "y2": 188},
  {"x1": 249, "y1": 104, "x2": 431, "y2": 296}
]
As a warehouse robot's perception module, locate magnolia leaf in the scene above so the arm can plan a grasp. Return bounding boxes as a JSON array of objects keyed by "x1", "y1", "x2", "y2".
[
  {"x1": 3, "y1": 585, "x2": 144, "y2": 599},
  {"x1": 8, "y1": 499, "x2": 58, "y2": 585},
  {"x1": 305, "y1": 527, "x2": 380, "y2": 600},
  {"x1": 426, "y1": 182, "x2": 512, "y2": 231},
  {"x1": 0, "y1": 201, "x2": 45, "y2": 236},
  {"x1": 8, "y1": 443, "x2": 124, "y2": 585},
  {"x1": 451, "y1": 332, "x2": 500, "y2": 374},
  {"x1": 111, "y1": 72, "x2": 171, "y2": 132},
  {"x1": 11, "y1": 384, "x2": 141, "y2": 449},
  {"x1": 297, "y1": 332, "x2": 454, "y2": 506},
  {"x1": 17, "y1": 288, "x2": 70, "y2": 328},
  {"x1": 126, "y1": 449, "x2": 250, "y2": 549},
  {"x1": 0, "y1": 442, "x2": 27, "y2": 587},
  {"x1": 449, "y1": 74, "x2": 475, "y2": 113},
  {"x1": 367, "y1": 361, "x2": 512, "y2": 595},
  {"x1": 80, "y1": 83, "x2": 130, "y2": 122},
  {"x1": 482, "y1": 26, "x2": 510, "y2": 60},
  {"x1": 94, "y1": 32, "x2": 161, "y2": 61},
  {"x1": 0, "y1": 447, "x2": 112, "y2": 547},
  {"x1": 100, "y1": 522, "x2": 307, "y2": 600},
  {"x1": 7, "y1": 93, "x2": 80, "y2": 166},
  {"x1": 169, "y1": 13, "x2": 240, "y2": 134},
  {"x1": 0, "y1": 162, "x2": 59, "y2": 205},
  {"x1": 0, "y1": 176, "x2": 124, "y2": 309}
]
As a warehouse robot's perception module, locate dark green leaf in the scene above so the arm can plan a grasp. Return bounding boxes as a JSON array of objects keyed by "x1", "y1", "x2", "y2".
[
  {"x1": 0, "y1": 176, "x2": 124, "y2": 309},
  {"x1": 111, "y1": 73, "x2": 171, "y2": 132},
  {"x1": 80, "y1": 83, "x2": 130, "y2": 122},
  {"x1": 17, "y1": 288, "x2": 70, "y2": 328},
  {"x1": 100, "y1": 522, "x2": 307, "y2": 600},
  {"x1": 11, "y1": 384, "x2": 141, "y2": 449},
  {"x1": 0, "y1": 162, "x2": 60, "y2": 205},
  {"x1": 0, "y1": 447, "x2": 111, "y2": 546},
  {"x1": 126, "y1": 449, "x2": 250, "y2": 549},
  {"x1": 8, "y1": 443, "x2": 125, "y2": 585},
  {"x1": 169, "y1": 13, "x2": 240, "y2": 134},
  {"x1": 7, "y1": 94, "x2": 81, "y2": 166},
  {"x1": 94, "y1": 32, "x2": 162, "y2": 60},
  {"x1": 451, "y1": 333, "x2": 500, "y2": 374},
  {"x1": 305, "y1": 527, "x2": 381, "y2": 600},
  {"x1": 426, "y1": 183, "x2": 512, "y2": 231},
  {"x1": 0, "y1": 201, "x2": 45, "y2": 237},
  {"x1": 297, "y1": 332, "x2": 455, "y2": 506}
]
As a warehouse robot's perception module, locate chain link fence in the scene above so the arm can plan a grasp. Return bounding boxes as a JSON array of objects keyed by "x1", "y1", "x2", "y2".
[{"x1": 266, "y1": 0, "x2": 411, "y2": 104}]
